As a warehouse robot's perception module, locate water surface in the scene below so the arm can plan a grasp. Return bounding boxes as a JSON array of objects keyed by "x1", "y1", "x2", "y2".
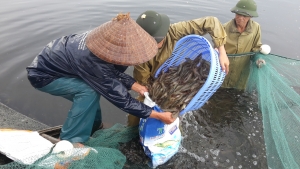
[{"x1": 0, "y1": 0, "x2": 299, "y2": 126}]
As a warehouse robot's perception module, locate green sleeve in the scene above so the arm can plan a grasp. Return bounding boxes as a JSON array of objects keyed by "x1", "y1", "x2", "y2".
[
  {"x1": 133, "y1": 60, "x2": 152, "y2": 85},
  {"x1": 168, "y1": 16, "x2": 227, "y2": 48},
  {"x1": 251, "y1": 24, "x2": 262, "y2": 52}
]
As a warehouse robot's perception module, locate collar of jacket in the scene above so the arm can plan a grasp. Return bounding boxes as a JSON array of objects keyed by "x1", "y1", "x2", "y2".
[{"x1": 228, "y1": 19, "x2": 253, "y2": 34}]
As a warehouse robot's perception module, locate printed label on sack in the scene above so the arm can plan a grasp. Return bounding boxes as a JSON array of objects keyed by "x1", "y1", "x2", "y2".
[{"x1": 169, "y1": 125, "x2": 178, "y2": 135}]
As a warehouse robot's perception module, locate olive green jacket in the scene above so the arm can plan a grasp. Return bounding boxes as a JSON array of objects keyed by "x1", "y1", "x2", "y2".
[
  {"x1": 133, "y1": 16, "x2": 227, "y2": 85},
  {"x1": 222, "y1": 19, "x2": 262, "y2": 90},
  {"x1": 224, "y1": 19, "x2": 262, "y2": 54}
]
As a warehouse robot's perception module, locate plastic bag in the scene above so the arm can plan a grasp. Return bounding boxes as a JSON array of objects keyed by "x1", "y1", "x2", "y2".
[{"x1": 139, "y1": 93, "x2": 181, "y2": 168}]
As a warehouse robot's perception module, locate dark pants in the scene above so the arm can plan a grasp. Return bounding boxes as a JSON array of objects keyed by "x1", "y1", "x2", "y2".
[{"x1": 37, "y1": 77, "x2": 102, "y2": 143}]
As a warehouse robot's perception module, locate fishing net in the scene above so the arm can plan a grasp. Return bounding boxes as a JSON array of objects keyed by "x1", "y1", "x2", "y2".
[
  {"x1": 0, "y1": 124, "x2": 143, "y2": 169},
  {"x1": 245, "y1": 52, "x2": 300, "y2": 169}
]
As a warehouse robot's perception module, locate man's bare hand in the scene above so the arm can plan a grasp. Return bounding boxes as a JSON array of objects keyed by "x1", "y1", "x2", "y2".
[
  {"x1": 149, "y1": 110, "x2": 176, "y2": 124},
  {"x1": 131, "y1": 82, "x2": 148, "y2": 95},
  {"x1": 217, "y1": 45, "x2": 230, "y2": 74}
]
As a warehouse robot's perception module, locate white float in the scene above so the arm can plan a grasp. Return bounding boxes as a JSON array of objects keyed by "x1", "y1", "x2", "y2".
[
  {"x1": 260, "y1": 44, "x2": 271, "y2": 55},
  {"x1": 52, "y1": 140, "x2": 74, "y2": 158}
]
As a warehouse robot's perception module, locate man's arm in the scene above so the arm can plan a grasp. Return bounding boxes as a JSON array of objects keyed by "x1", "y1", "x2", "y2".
[
  {"x1": 217, "y1": 45, "x2": 230, "y2": 74},
  {"x1": 169, "y1": 16, "x2": 229, "y2": 74},
  {"x1": 168, "y1": 16, "x2": 227, "y2": 48}
]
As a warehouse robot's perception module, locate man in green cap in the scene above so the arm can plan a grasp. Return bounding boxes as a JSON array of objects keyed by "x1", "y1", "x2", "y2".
[
  {"x1": 127, "y1": 10, "x2": 229, "y2": 126},
  {"x1": 222, "y1": 0, "x2": 262, "y2": 90}
]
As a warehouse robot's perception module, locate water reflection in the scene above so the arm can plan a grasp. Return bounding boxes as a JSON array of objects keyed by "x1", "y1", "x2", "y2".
[
  {"x1": 1, "y1": 0, "x2": 300, "y2": 126},
  {"x1": 121, "y1": 88, "x2": 267, "y2": 169}
]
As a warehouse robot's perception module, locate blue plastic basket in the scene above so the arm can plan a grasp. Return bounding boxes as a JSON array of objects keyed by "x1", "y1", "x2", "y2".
[{"x1": 154, "y1": 35, "x2": 226, "y2": 116}]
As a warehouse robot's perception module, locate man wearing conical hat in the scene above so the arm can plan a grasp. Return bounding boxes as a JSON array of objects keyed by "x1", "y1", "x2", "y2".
[
  {"x1": 26, "y1": 13, "x2": 176, "y2": 145},
  {"x1": 128, "y1": 10, "x2": 230, "y2": 126},
  {"x1": 222, "y1": 0, "x2": 263, "y2": 90}
]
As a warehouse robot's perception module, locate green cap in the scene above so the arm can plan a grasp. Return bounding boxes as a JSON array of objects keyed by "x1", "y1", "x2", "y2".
[
  {"x1": 231, "y1": 0, "x2": 258, "y2": 17},
  {"x1": 136, "y1": 10, "x2": 170, "y2": 43}
]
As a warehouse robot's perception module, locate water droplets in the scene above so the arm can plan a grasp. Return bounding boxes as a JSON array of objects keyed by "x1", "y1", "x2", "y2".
[
  {"x1": 213, "y1": 161, "x2": 219, "y2": 166},
  {"x1": 210, "y1": 149, "x2": 220, "y2": 156},
  {"x1": 253, "y1": 161, "x2": 257, "y2": 165},
  {"x1": 179, "y1": 146, "x2": 205, "y2": 162}
]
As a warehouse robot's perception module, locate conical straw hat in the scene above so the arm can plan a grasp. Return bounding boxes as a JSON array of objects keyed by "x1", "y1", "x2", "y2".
[{"x1": 86, "y1": 13, "x2": 158, "y2": 66}]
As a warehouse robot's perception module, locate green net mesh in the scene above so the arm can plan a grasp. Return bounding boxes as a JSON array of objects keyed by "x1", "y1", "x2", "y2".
[
  {"x1": 246, "y1": 53, "x2": 300, "y2": 169},
  {"x1": 1, "y1": 53, "x2": 300, "y2": 169},
  {"x1": 0, "y1": 124, "x2": 141, "y2": 169}
]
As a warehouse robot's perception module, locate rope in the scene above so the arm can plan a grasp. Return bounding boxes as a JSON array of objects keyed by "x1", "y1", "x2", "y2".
[
  {"x1": 227, "y1": 52, "x2": 256, "y2": 57},
  {"x1": 227, "y1": 52, "x2": 300, "y2": 61}
]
